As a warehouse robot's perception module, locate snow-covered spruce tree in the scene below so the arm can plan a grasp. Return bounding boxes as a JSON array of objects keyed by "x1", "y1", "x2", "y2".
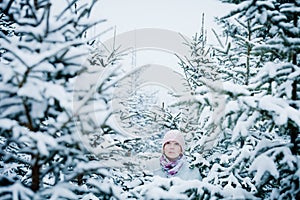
[
  {"x1": 175, "y1": 0, "x2": 300, "y2": 199},
  {"x1": 212, "y1": 16, "x2": 267, "y2": 85},
  {"x1": 177, "y1": 15, "x2": 222, "y2": 152},
  {"x1": 218, "y1": 0, "x2": 300, "y2": 198},
  {"x1": 116, "y1": 68, "x2": 160, "y2": 136},
  {"x1": 0, "y1": 0, "x2": 127, "y2": 199}
]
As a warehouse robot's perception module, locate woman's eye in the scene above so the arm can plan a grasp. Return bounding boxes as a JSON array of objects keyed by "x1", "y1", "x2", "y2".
[{"x1": 175, "y1": 143, "x2": 179, "y2": 146}]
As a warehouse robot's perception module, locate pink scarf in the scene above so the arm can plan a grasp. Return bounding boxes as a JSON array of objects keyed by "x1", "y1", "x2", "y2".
[{"x1": 160, "y1": 154, "x2": 185, "y2": 176}]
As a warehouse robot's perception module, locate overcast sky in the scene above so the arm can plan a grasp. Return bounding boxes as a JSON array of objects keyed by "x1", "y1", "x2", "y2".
[
  {"x1": 84, "y1": 0, "x2": 235, "y2": 75},
  {"x1": 90, "y1": 0, "x2": 234, "y2": 44}
]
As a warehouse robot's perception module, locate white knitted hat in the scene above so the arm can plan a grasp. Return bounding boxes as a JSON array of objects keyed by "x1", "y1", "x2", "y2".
[{"x1": 162, "y1": 130, "x2": 185, "y2": 152}]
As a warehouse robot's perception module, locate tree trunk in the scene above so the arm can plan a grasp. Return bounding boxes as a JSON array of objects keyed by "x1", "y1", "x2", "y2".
[
  {"x1": 289, "y1": 12, "x2": 299, "y2": 155},
  {"x1": 290, "y1": 55, "x2": 298, "y2": 155},
  {"x1": 245, "y1": 20, "x2": 251, "y2": 86},
  {"x1": 77, "y1": 174, "x2": 84, "y2": 186},
  {"x1": 31, "y1": 154, "x2": 40, "y2": 192}
]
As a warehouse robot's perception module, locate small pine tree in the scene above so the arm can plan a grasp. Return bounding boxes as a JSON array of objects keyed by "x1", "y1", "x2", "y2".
[{"x1": 212, "y1": 17, "x2": 266, "y2": 85}]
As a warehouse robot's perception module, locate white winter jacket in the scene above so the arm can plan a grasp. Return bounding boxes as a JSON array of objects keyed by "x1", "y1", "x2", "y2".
[{"x1": 146, "y1": 157, "x2": 202, "y2": 181}]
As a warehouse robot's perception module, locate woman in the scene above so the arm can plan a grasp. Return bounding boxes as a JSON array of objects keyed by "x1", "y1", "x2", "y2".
[{"x1": 148, "y1": 130, "x2": 201, "y2": 180}]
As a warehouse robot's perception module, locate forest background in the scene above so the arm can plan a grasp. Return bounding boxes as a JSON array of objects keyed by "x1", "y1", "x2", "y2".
[{"x1": 0, "y1": 0, "x2": 299, "y2": 199}]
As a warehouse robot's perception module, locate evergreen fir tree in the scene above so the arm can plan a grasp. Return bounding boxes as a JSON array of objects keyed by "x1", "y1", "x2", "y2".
[
  {"x1": 0, "y1": 0, "x2": 127, "y2": 199},
  {"x1": 177, "y1": 1, "x2": 300, "y2": 198}
]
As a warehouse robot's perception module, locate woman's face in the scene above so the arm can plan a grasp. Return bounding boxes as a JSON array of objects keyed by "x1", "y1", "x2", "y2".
[{"x1": 163, "y1": 141, "x2": 182, "y2": 161}]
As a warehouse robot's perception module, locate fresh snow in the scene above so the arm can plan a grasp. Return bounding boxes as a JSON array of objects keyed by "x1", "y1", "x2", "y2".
[{"x1": 249, "y1": 154, "x2": 279, "y2": 183}]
